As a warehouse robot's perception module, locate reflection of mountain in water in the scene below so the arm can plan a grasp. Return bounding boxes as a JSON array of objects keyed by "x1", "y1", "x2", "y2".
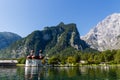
[
  {"x1": 0, "y1": 66, "x2": 119, "y2": 80},
  {"x1": 0, "y1": 67, "x2": 17, "y2": 76},
  {"x1": 0, "y1": 67, "x2": 25, "y2": 80}
]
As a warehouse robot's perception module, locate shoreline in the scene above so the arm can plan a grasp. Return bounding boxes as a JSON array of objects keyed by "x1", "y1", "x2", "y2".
[{"x1": 16, "y1": 63, "x2": 120, "y2": 67}]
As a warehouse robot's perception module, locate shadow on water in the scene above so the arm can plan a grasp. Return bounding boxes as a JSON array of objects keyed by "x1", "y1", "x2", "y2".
[{"x1": 0, "y1": 66, "x2": 120, "y2": 80}]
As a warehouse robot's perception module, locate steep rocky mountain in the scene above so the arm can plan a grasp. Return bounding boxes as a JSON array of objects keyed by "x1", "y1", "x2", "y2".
[
  {"x1": 0, "y1": 32, "x2": 21, "y2": 50},
  {"x1": 0, "y1": 23, "x2": 88, "y2": 58},
  {"x1": 82, "y1": 13, "x2": 120, "y2": 51}
]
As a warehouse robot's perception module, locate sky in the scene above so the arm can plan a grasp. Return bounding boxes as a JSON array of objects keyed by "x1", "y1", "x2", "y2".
[{"x1": 0, "y1": 0, "x2": 120, "y2": 37}]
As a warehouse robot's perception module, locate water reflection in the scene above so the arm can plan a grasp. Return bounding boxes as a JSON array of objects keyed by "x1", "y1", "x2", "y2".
[
  {"x1": 0, "y1": 66, "x2": 120, "y2": 80},
  {"x1": 25, "y1": 67, "x2": 48, "y2": 80},
  {"x1": 24, "y1": 66, "x2": 120, "y2": 80},
  {"x1": 25, "y1": 67, "x2": 38, "y2": 80},
  {"x1": 0, "y1": 66, "x2": 18, "y2": 80}
]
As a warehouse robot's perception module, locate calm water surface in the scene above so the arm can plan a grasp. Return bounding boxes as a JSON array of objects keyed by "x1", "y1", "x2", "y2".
[{"x1": 0, "y1": 66, "x2": 120, "y2": 80}]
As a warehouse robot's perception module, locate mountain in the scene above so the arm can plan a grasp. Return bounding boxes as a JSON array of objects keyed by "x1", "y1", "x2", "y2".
[
  {"x1": 82, "y1": 13, "x2": 120, "y2": 51},
  {"x1": 0, "y1": 32, "x2": 22, "y2": 50},
  {"x1": 0, "y1": 22, "x2": 88, "y2": 58}
]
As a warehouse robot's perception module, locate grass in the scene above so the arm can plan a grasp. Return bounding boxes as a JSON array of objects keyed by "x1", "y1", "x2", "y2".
[{"x1": 16, "y1": 64, "x2": 25, "y2": 66}]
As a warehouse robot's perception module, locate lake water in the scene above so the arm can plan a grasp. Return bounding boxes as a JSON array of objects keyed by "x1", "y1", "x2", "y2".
[{"x1": 0, "y1": 66, "x2": 120, "y2": 80}]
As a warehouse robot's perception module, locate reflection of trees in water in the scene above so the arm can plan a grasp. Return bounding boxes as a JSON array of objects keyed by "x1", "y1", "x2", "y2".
[
  {"x1": 78, "y1": 66, "x2": 120, "y2": 80},
  {"x1": 47, "y1": 67, "x2": 81, "y2": 80},
  {"x1": 66, "y1": 67, "x2": 80, "y2": 78},
  {"x1": 108, "y1": 67, "x2": 117, "y2": 80},
  {"x1": 1, "y1": 66, "x2": 119, "y2": 80},
  {"x1": 17, "y1": 67, "x2": 25, "y2": 80},
  {"x1": 24, "y1": 66, "x2": 120, "y2": 80}
]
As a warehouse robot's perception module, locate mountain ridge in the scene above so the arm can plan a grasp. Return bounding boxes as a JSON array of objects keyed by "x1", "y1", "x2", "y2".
[
  {"x1": 0, "y1": 32, "x2": 22, "y2": 50},
  {"x1": 0, "y1": 23, "x2": 89, "y2": 58},
  {"x1": 82, "y1": 13, "x2": 120, "y2": 51}
]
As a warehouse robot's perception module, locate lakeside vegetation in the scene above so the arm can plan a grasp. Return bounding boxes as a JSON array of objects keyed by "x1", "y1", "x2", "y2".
[{"x1": 16, "y1": 49, "x2": 120, "y2": 67}]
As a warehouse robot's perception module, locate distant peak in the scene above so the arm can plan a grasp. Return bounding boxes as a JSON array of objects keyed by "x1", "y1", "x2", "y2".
[
  {"x1": 107, "y1": 13, "x2": 120, "y2": 19},
  {"x1": 58, "y1": 22, "x2": 64, "y2": 26},
  {"x1": 111, "y1": 13, "x2": 120, "y2": 16},
  {"x1": 82, "y1": 12, "x2": 120, "y2": 51}
]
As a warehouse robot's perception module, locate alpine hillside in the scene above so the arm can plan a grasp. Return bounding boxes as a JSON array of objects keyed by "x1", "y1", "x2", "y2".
[
  {"x1": 0, "y1": 23, "x2": 88, "y2": 58},
  {"x1": 82, "y1": 13, "x2": 120, "y2": 51},
  {"x1": 0, "y1": 32, "x2": 21, "y2": 50}
]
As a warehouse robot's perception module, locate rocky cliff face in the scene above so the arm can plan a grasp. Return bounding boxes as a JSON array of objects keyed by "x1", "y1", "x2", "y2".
[
  {"x1": 82, "y1": 13, "x2": 120, "y2": 51},
  {"x1": 0, "y1": 32, "x2": 21, "y2": 50},
  {"x1": 0, "y1": 23, "x2": 88, "y2": 58}
]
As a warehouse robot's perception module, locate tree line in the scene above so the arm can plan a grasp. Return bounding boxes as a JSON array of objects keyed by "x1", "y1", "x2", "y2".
[
  {"x1": 18, "y1": 49, "x2": 120, "y2": 66},
  {"x1": 48, "y1": 49, "x2": 120, "y2": 66}
]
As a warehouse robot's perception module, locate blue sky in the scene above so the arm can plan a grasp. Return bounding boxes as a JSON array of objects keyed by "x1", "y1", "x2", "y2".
[{"x1": 0, "y1": 0, "x2": 120, "y2": 37}]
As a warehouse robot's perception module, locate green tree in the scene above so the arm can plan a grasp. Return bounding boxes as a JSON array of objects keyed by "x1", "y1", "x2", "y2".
[
  {"x1": 102, "y1": 50, "x2": 113, "y2": 62},
  {"x1": 67, "y1": 56, "x2": 76, "y2": 64},
  {"x1": 48, "y1": 56, "x2": 60, "y2": 66},
  {"x1": 88, "y1": 54, "x2": 94, "y2": 64},
  {"x1": 114, "y1": 49, "x2": 120, "y2": 64},
  {"x1": 94, "y1": 54, "x2": 100, "y2": 64},
  {"x1": 74, "y1": 53, "x2": 80, "y2": 63},
  {"x1": 18, "y1": 57, "x2": 26, "y2": 64}
]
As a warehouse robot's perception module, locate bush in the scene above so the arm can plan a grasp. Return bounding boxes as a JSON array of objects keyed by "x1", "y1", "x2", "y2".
[
  {"x1": 75, "y1": 63, "x2": 79, "y2": 67},
  {"x1": 18, "y1": 57, "x2": 26, "y2": 64}
]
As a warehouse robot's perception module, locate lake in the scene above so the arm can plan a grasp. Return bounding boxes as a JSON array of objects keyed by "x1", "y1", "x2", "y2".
[{"x1": 0, "y1": 65, "x2": 120, "y2": 80}]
